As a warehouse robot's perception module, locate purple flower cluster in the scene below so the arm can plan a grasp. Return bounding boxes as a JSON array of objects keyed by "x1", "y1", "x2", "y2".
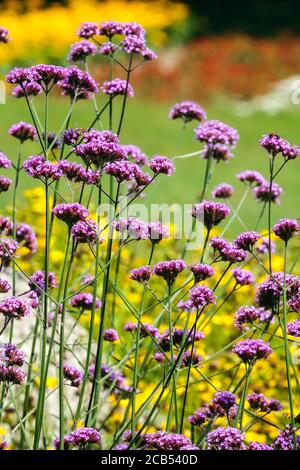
[
  {"x1": 8, "y1": 122, "x2": 36, "y2": 142},
  {"x1": 234, "y1": 306, "x2": 271, "y2": 330},
  {"x1": 287, "y1": 319, "x2": 300, "y2": 337},
  {"x1": 28, "y1": 270, "x2": 58, "y2": 296},
  {"x1": 58, "y1": 160, "x2": 100, "y2": 185},
  {"x1": 149, "y1": 155, "x2": 175, "y2": 176},
  {"x1": 203, "y1": 143, "x2": 234, "y2": 162},
  {"x1": 70, "y1": 293, "x2": 101, "y2": 311},
  {"x1": 232, "y1": 268, "x2": 254, "y2": 286},
  {"x1": 253, "y1": 181, "x2": 283, "y2": 204},
  {"x1": 0, "y1": 26, "x2": 9, "y2": 43},
  {"x1": 63, "y1": 364, "x2": 83, "y2": 388},
  {"x1": 158, "y1": 327, "x2": 204, "y2": 351},
  {"x1": 169, "y1": 101, "x2": 206, "y2": 123},
  {"x1": 23, "y1": 155, "x2": 62, "y2": 181},
  {"x1": 0, "y1": 177, "x2": 12, "y2": 193},
  {"x1": 189, "y1": 263, "x2": 215, "y2": 283},
  {"x1": 54, "y1": 427, "x2": 101, "y2": 450},
  {"x1": 58, "y1": 66, "x2": 98, "y2": 100},
  {"x1": 256, "y1": 272, "x2": 299, "y2": 309},
  {"x1": 0, "y1": 364, "x2": 26, "y2": 385},
  {"x1": 0, "y1": 296, "x2": 30, "y2": 320},
  {"x1": 237, "y1": 170, "x2": 265, "y2": 187},
  {"x1": 247, "y1": 392, "x2": 282, "y2": 413},
  {"x1": 0, "y1": 278, "x2": 11, "y2": 293},
  {"x1": 129, "y1": 266, "x2": 152, "y2": 284},
  {"x1": 188, "y1": 284, "x2": 216, "y2": 309},
  {"x1": 0, "y1": 343, "x2": 25, "y2": 366},
  {"x1": 153, "y1": 259, "x2": 186, "y2": 285},
  {"x1": 260, "y1": 133, "x2": 300, "y2": 159},
  {"x1": 273, "y1": 218, "x2": 300, "y2": 242},
  {"x1": 234, "y1": 231, "x2": 260, "y2": 251},
  {"x1": 52, "y1": 203, "x2": 89, "y2": 227},
  {"x1": 102, "y1": 79, "x2": 134, "y2": 97},
  {"x1": 195, "y1": 120, "x2": 239, "y2": 147},
  {"x1": 144, "y1": 431, "x2": 195, "y2": 450},
  {"x1": 0, "y1": 152, "x2": 11, "y2": 169},
  {"x1": 210, "y1": 237, "x2": 247, "y2": 264},
  {"x1": 104, "y1": 160, "x2": 150, "y2": 185},
  {"x1": 71, "y1": 219, "x2": 99, "y2": 244},
  {"x1": 207, "y1": 427, "x2": 245, "y2": 450},
  {"x1": 124, "y1": 322, "x2": 160, "y2": 339},
  {"x1": 0, "y1": 239, "x2": 18, "y2": 265},
  {"x1": 104, "y1": 328, "x2": 119, "y2": 342},
  {"x1": 68, "y1": 40, "x2": 98, "y2": 62},
  {"x1": 74, "y1": 130, "x2": 126, "y2": 168},
  {"x1": 212, "y1": 183, "x2": 234, "y2": 199},
  {"x1": 191, "y1": 200, "x2": 230, "y2": 230},
  {"x1": 232, "y1": 339, "x2": 272, "y2": 364},
  {"x1": 123, "y1": 144, "x2": 148, "y2": 166}
]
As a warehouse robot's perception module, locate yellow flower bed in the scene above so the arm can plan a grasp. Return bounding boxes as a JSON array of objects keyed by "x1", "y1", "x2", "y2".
[{"x1": 0, "y1": 0, "x2": 188, "y2": 64}]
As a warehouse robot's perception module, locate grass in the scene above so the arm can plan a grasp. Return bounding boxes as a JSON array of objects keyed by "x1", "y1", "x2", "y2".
[{"x1": 1, "y1": 93, "x2": 300, "y2": 236}]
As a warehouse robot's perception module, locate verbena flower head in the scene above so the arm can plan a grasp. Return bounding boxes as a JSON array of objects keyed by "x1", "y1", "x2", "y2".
[
  {"x1": 234, "y1": 231, "x2": 260, "y2": 251},
  {"x1": 147, "y1": 221, "x2": 169, "y2": 244},
  {"x1": 180, "y1": 350, "x2": 202, "y2": 368},
  {"x1": 104, "y1": 160, "x2": 138, "y2": 182},
  {"x1": 247, "y1": 442, "x2": 273, "y2": 451},
  {"x1": 0, "y1": 177, "x2": 12, "y2": 193},
  {"x1": 234, "y1": 306, "x2": 271, "y2": 330},
  {"x1": 150, "y1": 155, "x2": 175, "y2": 176},
  {"x1": 70, "y1": 293, "x2": 101, "y2": 311},
  {"x1": 99, "y1": 42, "x2": 118, "y2": 56},
  {"x1": 232, "y1": 268, "x2": 254, "y2": 286},
  {"x1": 124, "y1": 322, "x2": 159, "y2": 339},
  {"x1": 191, "y1": 200, "x2": 230, "y2": 230},
  {"x1": 237, "y1": 170, "x2": 264, "y2": 187},
  {"x1": 188, "y1": 284, "x2": 216, "y2": 309},
  {"x1": 273, "y1": 218, "x2": 300, "y2": 242},
  {"x1": 0, "y1": 239, "x2": 18, "y2": 265},
  {"x1": 153, "y1": 259, "x2": 186, "y2": 285},
  {"x1": 31, "y1": 64, "x2": 66, "y2": 86},
  {"x1": 0, "y1": 296, "x2": 30, "y2": 320},
  {"x1": 52, "y1": 203, "x2": 89, "y2": 227},
  {"x1": 130, "y1": 266, "x2": 152, "y2": 284},
  {"x1": 0, "y1": 216, "x2": 12, "y2": 234},
  {"x1": 189, "y1": 263, "x2": 215, "y2": 283},
  {"x1": 71, "y1": 219, "x2": 99, "y2": 245},
  {"x1": 0, "y1": 440, "x2": 7, "y2": 450},
  {"x1": 58, "y1": 66, "x2": 98, "y2": 99},
  {"x1": 12, "y1": 223, "x2": 37, "y2": 254},
  {"x1": 23, "y1": 155, "x2": 62, "y2": 181},
  {"x1": 232, "y1": 339, "x2": 272, "y2": 364},
  {"x1": 260, "y1": 133, "x2": 300, "y2": 159},
  {"x1": 102, "y1": 79, "x2": 134, "y2": 97},
  {"x1": 77, "y1": 22, "x2": 99, "y2": 39},
  {"x1": 212, "y1": 183, "x2": 233, "y2": 199},
  {"x1": 207, "y1": 427, "x2": 245, "y2": 450},
  {"x1": 0, "y1": 152, "x2": 12, "y2": 169},
  {"x1": 0, "y1": 343, "x2": 25, "y2": 366},
  {"x1": 68, "y1": 427, "x2": 101, "y2": 449},
  {"x1": 187, "y1": 408, "x2": 208, "y2": 426},
  {"x1": 68, "y1": 40, "x2": 98, "y2": 62},
  {"x1": 63, "y1": 364, "x2": 83, "y2": 388},
  {"x1": 13, "y1": 82, "x2": 43, "y2": 98},
  {"x1": 121, "y1": 35, "x2": 146, "y2": 54},
  {"x1": 253, "y1": 181, "x2": 283, "y2": 204},
  {"x1": 0, "y1": 26, "x2": 9, "y2": 43},
  {"x1": 104, "y1": 328, "x2": 119, "y2": 342},
  {"x1": 63, "y1": 128, "x2": 84, "y2": 146},
  {"x1": 255, "y1": 272, "x2": 298, "y2": 309},
  {"x1": 75, "y1": 133, "x2": 126, "y2": 168},
  {"x1": 212, "y1": 391, "x2": 237, "y2": 411},
  {"x1": 0, "y1": 364, "x2": 26, "y2": 385},
  {"x1": 123, "y1": 21, "x2": 145, "y2": 38},
  {"x1": 273, "y1": 425, "x2": 300, "y2": 450},
  {"x1": 169, "y1": 101, "x2": 206, "y2": 123},
  {"x1": 58, "y1": 160, "x2": 98, "y2": 184},
  {"x1": 144, "y1": 431, "x2": 193, "y2": 450},
  {"x1": 123, "y1": 144, "x2": 148, "y2": 166},
  {"x1": 195, "y1": 120, "x2": 239, "y2": 147},
  {"x1": 99, "y1": 20, "x2": 124, "y2": 38},
  {"x1": 203, "y1": 143, "x2": 234, "y2": 162},
  {"x1": 28, "y1": 270, "x2": 58, "y2": 296},
  {"x1": 287, "y1": 319, "x2": 300, "y2": 337},
  {"x1": 0, "y1": 278, "x2": 11, "y2": 293},
  {"x1": 6, "y1": 67, "x2": 40, "y2": 86},
  {"x1": 247, "y1": 392, "x2": 282, "y2": 413},
  {"x1": 159, "y1": 328, "x2": 204, "y2": 351},
  {"x1": 256, "y1": 236, "x2": 275, "y2": 255}
]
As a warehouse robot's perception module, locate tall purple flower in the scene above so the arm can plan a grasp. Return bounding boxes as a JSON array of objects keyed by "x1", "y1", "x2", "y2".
[
  {"x1": 63, "y1": 364, "x2": 83, "y2": 388},
  {"x1": 253, "y1": 181, "x2": 283, "y2": 204},
  {"x1": 0, "y1": 296, "x2": 30, "y2": 320},
  {"x1": 130, "y1": 266, "x2": 152, "y2": 284},
  {"x1": 0, "y1": 177, "x2": 12, "y2": 193},
  {"x1": 232, "y1": 268, "x2": 254, "y2": 286},
  {"x1": 232, "y1": 339, "x2": 272, "y2": 364},
  {"x1": 77, "y1": 22, "x2": 99, "y2": 39},
  {"x1": 153, "y1": 259, "x2": 186, "y2": 286},
  {"x1": 234, "y1": 231, "x2": 260, "y2": 251},
  {"x1": 189, "y1": 264, "x2": 215, "y2": 283},
  {"x1": 150, "y1": 155, "x2": 175, "y2": 176},
  {"x1": 28, "y1": 270, "x2": 58, "y2": 296},
  {"x1": 0, "y1": 343, "x2": 25, "y2": 366},
  {"x1": 273, "y1": 218, "x2": 300, "y2": 242},
  {"x1": 68, "y1": 40, "x2": 98, "y2": 62},
  {"x1": 0, "y1": 239, "x2": 18, "y2": 266},
  {"x1": 260, "y1": 133, "x2": 300, "y2": 159},
  {"x1": 234, "y1": 306, "x2": 271, "y2": 330},
  {"x1": 0, "y1": 152, "x2": 11, "y2": 169},
  {"x1": 191, "y1": 200, "x2": 230, "y2": 230},
  {"x1": 287, "y1": 319, "x2": 300, "y2": 337},
  {"x1": 70, "y1": 293, "x2": 101, "y2": 311},
  {"x1": 71, "y1": 219, "x2": 99, "y2": 244},
  {"x1": 102, "y1": 79, "x2": 134, "y2": 97},
  {"x1": 23, "y1": 156, "x2": 62, "y2": 181},
  {"x1": 169, "y1": 101, "x2": 206, "y2": 123},
  {"x1": 188, "y1": 284, "x2": 216, "y2": 309},
  {"x1": 0, "y1": 26, "x2": 9, "y2": 43},
  {"x1": 212, "y1": 183, "x2": 233, "y2": 199},
  {"x1": 52, "y1": 203, "x2": 89, "y2": 227},
  {"x1": 207, "y1": 427, "x2": 245, "y2": 450},
  {"x1": 237, "y1": 170, "x2": 264, "y2": 187},
  {"x1": 195, "y1": 120, "x2": 239, "y2": 147}
]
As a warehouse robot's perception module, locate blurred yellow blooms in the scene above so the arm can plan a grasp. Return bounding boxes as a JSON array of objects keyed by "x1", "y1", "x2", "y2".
[{"x1": 0, "y1": 0, "x2": 188, "y2": 64}]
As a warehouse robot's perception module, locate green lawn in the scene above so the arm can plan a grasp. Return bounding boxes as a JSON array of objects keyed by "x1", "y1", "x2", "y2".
[{"x1": 1, "y1": 94, "x2": 300, "y2": 236}]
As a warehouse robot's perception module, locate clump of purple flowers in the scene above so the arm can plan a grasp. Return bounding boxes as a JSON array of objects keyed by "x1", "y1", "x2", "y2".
[
  {"x1": 232, "y1": 339, "x2": 272, "y2": 364},
  {"x1": 169, "y1": 101, "x2": 206, "y2": 123}
]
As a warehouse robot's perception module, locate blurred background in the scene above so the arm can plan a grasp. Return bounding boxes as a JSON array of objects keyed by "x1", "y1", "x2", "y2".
[{"x1": 1, "y1": 0, "x2": 300, "y2": 231}]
